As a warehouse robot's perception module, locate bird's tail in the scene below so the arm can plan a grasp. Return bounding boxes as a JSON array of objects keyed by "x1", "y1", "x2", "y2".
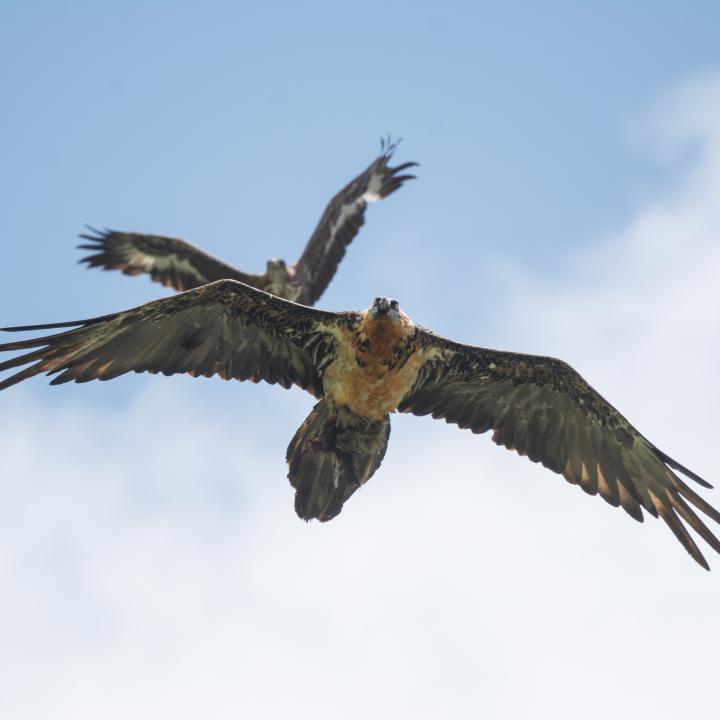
[{"x1": 286, "y1": 400, "x2": 390, "y2": 522}]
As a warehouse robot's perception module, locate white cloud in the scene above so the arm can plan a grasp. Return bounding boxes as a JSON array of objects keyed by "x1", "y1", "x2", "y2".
[{"x1": 2, "y1": 74, "x2": 720, "y2": 719}]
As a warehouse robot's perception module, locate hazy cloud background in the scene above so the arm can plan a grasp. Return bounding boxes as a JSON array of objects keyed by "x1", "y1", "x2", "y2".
[{"x1": 1, "y1": 3, "x2": 720, "y2": 718}]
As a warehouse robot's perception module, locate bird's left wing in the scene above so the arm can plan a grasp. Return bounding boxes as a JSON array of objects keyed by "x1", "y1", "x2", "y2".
[
  {"x1": 398, "y1": 331, "x2": 720, "y2": 568},
  {"x1": 0, "y1": 280, "x2": 353, "y2": 396},
  {"x1": 291, "y1": 138, "x2": 418, "y2": 306},
  {"x1": 78, "y1": 227, "x2": 263, "y2": 292}
]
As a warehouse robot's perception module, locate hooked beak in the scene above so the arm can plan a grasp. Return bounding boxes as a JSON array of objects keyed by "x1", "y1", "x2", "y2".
[{"x1": 374, "y1": 298, "x2": 392, "y2": 315}]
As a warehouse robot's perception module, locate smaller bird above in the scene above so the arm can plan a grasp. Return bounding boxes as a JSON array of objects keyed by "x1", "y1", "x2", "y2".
[
  {"x1": 0, "y1": 280, "x2": 718, "y2": 569},
  {"x1": 77, "y1": 137, "x2": 417, "y2": 305}
]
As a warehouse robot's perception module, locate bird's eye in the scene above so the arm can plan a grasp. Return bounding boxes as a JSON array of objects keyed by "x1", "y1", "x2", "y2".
[
  {"x1": 390, "y1": 300, "x2": 399, "y2": 309},
  {"x1": 374, "y1": 297, "x2": 382, "y2": 305}
]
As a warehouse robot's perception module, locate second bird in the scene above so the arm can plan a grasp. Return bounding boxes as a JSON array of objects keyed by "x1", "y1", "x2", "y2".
[{"x1": 77, "y1": 138, "x2": 417, "y2": 305}]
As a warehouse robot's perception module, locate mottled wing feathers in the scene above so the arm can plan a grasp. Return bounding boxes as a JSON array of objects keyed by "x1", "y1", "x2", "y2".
[
  {"x1": 292, "y1": 138, "x2": 417, "y2": 306},
  {"x1": 0, "y1": 280, "x2": 351, "y2": 397},
  {"x1": 78, "y1": 227, "x2": 263, "y2": 292},
  {"x1": 399, "y1": 332, "x2": 719, "y2": 568}
]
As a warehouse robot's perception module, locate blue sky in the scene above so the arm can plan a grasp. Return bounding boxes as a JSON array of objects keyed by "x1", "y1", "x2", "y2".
[{"x1": 2, "y1": 3, "x2": 720, "y2": 718}]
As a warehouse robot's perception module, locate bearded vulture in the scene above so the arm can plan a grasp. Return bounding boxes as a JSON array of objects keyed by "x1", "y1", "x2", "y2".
[
  {"x1": 1, "y1": 281, "x2": 717, "y2": 568},
  {"x1": 77, "y1": 138, "x2": 417, "y2": 305}
]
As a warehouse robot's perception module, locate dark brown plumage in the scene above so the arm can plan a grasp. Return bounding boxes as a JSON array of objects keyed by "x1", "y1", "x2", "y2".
[
  {"x1": 1, "y1": 284, "x2": 716, "y2": 568},
  {"x1": 77, "y1": 137, "x2": 417, "y2": 303}
]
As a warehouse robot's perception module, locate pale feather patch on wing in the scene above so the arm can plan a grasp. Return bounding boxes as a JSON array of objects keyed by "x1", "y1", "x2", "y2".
[
  {"x1": 323, "y1": 199, "x2": 366, "y2": 256},
  {"x1": 362, "y1": 168, "x2": 387, "y2": 201},
  {"x1": 136, "y1": 250, "x2": 207, "y2": 284},
  {"x1": 321, "y1": 165, "x2": 392, "y2": 253}
]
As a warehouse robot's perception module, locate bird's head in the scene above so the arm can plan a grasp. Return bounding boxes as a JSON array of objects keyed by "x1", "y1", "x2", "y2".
[
  {"x1": 368, "y1": 296, "x2": 401, "y2": 321},
  {"x1": 266, "y1": 258, "x2": 289, "y2": 281}
]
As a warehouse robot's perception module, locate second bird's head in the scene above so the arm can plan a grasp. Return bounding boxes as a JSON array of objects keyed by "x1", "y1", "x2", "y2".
[
  {"x1": 369, "y1": 296, "x2": 401, "y2": 321},
  {"x1": 266, "y1": 259, "x2": 289, "y2": 281}
]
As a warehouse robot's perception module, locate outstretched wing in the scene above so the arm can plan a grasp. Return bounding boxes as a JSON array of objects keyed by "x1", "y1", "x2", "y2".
[
  {"x1": 78, "y1": 227, "x2": 263, "y2": 292},
  {"x1": 398, "y1": 331, "x2": 720, "y2": 569},
  {"x1": 292, "y1": 138, "x2": 417, "y2": 306},
  {"x1": 0, "y1": 280, "x2": 354, "y2": 396}
]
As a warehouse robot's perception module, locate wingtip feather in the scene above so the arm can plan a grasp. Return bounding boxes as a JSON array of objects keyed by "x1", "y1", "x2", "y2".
[{"x1": 653, "y1": 446, "x2": 711, "y2": 488}]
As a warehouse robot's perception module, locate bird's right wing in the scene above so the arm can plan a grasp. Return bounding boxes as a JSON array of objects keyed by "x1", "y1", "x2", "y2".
[
  {"x1": 78, "y1": 227, "x2": 263, "y2": 292},
  {"x1": 0, "y1": 280, "x2": 356, "y2": 396},
  {"x1": 291, "y1": 138, "x2": 418, "y2": 306}
]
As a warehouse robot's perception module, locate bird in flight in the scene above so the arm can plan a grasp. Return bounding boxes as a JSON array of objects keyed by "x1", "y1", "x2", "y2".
[
  {"x1": 1, "y1": 280, "x2": 717, "y2": 568},
  {"x1": 77, "y1": 138, "x2": 417, "y2": 305}
]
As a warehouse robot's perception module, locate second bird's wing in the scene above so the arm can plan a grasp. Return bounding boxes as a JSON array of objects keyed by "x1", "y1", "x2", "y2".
[
  {"x1": 291, "y1": 139, "x2": 417, "y2": 306},
  {"x1": 78, "y1": 227, "x2": 263, "y2": 292}
]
